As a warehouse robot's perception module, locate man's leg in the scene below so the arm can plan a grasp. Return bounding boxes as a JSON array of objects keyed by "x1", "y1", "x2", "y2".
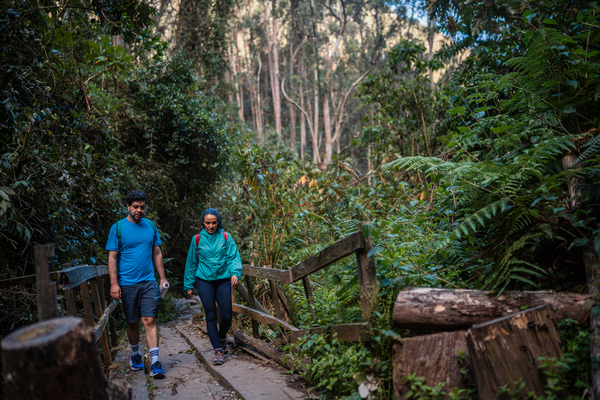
[
  {"x1": 121, "y1": 284, "x2": 144, "y2": 371},
  {"x1": 140, "y1": 281, "x2": 164, "y2": 378}
]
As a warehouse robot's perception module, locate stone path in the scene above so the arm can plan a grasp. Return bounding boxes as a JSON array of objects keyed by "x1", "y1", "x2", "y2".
[{"x1": 109, "y1": 298, "x2": 311, "y2": 400}]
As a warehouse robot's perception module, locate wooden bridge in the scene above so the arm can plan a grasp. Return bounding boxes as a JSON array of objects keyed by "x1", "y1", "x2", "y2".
[{"x1": 0, "y1": 223, "x2": 378, "y2": 400}]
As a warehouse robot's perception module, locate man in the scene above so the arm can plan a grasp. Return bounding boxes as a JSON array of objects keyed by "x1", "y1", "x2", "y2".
[{"x1": 106, "y1": 190, "x2": 167, "y2": 379}]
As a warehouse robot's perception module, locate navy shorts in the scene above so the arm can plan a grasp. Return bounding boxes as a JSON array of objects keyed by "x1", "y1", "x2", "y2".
[{"x1": 120, "y1": 281, "x2": 161, "y2": 324}]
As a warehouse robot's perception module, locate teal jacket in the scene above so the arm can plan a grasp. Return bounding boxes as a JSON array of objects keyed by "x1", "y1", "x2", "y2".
[{"x1": 184, "y1": 229, "x2": 242, "y2": 291}]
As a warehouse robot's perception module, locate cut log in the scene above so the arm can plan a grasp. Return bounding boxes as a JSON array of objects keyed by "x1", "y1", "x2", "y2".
[
  {"x1": 393, "y1": 331, "x2": 471, "y2": 400},
  {"x1": 393, "y1": 288, "x2": 591, "y2": 330},
  {"x1": 1, "y1": 316, "x2": 130, "y2": 400},
  {"x1": 466, "y1": 305, "x2": 563, "y2": 399}
]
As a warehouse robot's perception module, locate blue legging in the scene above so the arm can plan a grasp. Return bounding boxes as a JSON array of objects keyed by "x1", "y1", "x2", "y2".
[{"x1": 196, "y1": 278, "x2": 232, "y2": 350}]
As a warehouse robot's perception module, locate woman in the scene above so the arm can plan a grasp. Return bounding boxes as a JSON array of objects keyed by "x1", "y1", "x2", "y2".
[{"x1": 184, "y1": 208, "x2": 242, "y2": 365}]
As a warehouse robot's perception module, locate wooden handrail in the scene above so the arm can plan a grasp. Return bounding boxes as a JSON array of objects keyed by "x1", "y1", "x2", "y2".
[
  {"x1": 0, "y1": 265, "x2": 109, "y2": 290},
  {"x1": 94, "y1": 300, "x2": 118, "y2": 342},
  {"x1": 235, "y1": 225, "x2": 378, "y2": 341}
]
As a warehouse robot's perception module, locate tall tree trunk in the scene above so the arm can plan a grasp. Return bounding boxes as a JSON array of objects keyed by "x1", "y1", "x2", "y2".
[
  {"x1": 271, "y1": 0, "x2": 282, "y2": 137},
  {"x1": 323, "y1": 90, "x2": 332, "y2": 168},
  {"x1": 235, "y1": 40, "x2": 245, "y2": 120},
  {"x1": 289, "y1": 0, "x2": 297, "y2": 152},
  {"x1": 313, "y1": 67, "x2": 320, "y2": 165},
  {"x1": 263, "y1": 0, "x2": 282, "y2": 139},
  {"x1": 427, "y1": 16, "x2": 436, "y2": 92}
]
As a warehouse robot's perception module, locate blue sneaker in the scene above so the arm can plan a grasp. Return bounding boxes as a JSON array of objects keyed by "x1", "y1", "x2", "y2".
[
  {"x1": 150, "y1": 361, "x2": 165, "y2": 379},
  {"x1": 130, "y1": 354, "x2": 144, "y2": 371}
]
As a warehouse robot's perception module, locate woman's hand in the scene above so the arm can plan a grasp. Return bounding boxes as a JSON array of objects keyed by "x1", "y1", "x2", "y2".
[
  {"x1": 187, "y1": 290, "x2": 193, "y2": 296},
  {"x1": 231, "y1": 275, "x2": 238, "y2": 287}
]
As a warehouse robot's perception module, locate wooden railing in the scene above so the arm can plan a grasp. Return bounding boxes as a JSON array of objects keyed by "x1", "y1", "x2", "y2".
[
  {"x1": 232, "y1": 222, "x2": 378, "y2": 346},
  {"x1": 0, "y1": 244, "x2": 118, "y2": 370}
]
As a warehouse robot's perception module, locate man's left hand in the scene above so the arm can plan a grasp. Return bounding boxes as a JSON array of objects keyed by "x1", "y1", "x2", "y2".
[{"x1": 231, "y1": 275, "x2": 238, "y2": 287}]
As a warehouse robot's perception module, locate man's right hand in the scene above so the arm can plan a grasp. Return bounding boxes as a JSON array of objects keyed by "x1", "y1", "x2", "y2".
[{"x1": 111, "y1": 284, "x2": 121, "y2": 300}]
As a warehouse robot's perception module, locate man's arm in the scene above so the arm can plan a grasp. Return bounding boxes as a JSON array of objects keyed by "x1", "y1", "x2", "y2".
[
  {"x1": 153, "y1": 246, "x2": 167, "y2": 287},
  {"x1": 108, "y1": 251, "x2": 120, "y2": 300}
]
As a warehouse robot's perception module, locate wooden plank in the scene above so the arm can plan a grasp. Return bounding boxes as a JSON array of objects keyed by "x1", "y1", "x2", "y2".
[
  {"x1": 467, "y1": 305, "x2": 562, "y2": 399},
  {"x1": 242, "y1": 265, "x2": 290, "y2": 283},
  {"x1": 79, "y1": 282, "x2": 95, "y2": 327},
  {"x1": 231, "y1": 288, "x2": 239, "y2": 331},
  {"x1": 245, "y1": 275, "x2": 260, "y2": 338},
  {"x1": 232, "y1": 303, "x2": 300, "y2": 332},
  {"x1": 93, "y1": 300, "x2": 118, "y2": 342},
  {"x1": 287, "y1": 323, "x2": 369, "y2": 344},
  {"x1": 58, "y1": 265, "x2": 109, "y2": 290},
  {"x1": 289, "y1": 232, "x2": 365, "y2": 282},
  {"x1": 270, "y1": 280, "x2": 282, "y2": 320},
  {"x1": 103, "y1": 276, "x2": 118, "y2": 347},
  {"x1": 35, "y1": 244, "x2": 57, "y2": 321},
  {"x1": 1, "y1": 265, "x2": 109, "y2": 290},
  {"x1": 234, "y1": 330, "x2": 295, "y2": 369},
  {"x1": 234, "y1": 283, "x2": 280, "y2": 331},
  {"x1": 90, "y1": 278, "x2": 112, "y2": 369},
  {"x1": 61, "y1": 263, "x2": 77, "y2": 317},
  {"x1": 356, "y1": 222, "x2": 378, "y2": 321}
]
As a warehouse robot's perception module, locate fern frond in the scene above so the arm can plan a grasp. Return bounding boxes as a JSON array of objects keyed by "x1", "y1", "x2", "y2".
[
  {"x1": 453, "y1": 197, "x2": 511, "y2": 238},
  {"x1": 572, "y1": 134, "x2": 600, "y2": 166}
]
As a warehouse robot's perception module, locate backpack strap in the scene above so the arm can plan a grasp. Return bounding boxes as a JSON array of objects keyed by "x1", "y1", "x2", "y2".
[
  {"x1": 143, "y1": 218, "x2": 157, "y2": 246},
  {"x1": 223, "y1": 231, "x2": 228, "y2": 241},
  {"x1": 195, "y1": 234, "x2": 201, "y2": 257},
  {"x1": 116, "y1": 219, "x2": 123, "y2": 254}
]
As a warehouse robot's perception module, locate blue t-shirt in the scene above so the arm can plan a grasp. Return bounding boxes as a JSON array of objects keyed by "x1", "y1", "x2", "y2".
[{"x1": 105, "y1": 218, "x2": 162, "y2": 285}]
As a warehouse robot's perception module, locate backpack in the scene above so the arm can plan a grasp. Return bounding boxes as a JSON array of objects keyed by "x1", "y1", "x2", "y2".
[
  {"x1": 195, "y1": 231, "x2": 228, "y2": 257},
  {"x1": 116, "y1": 218, "x2": 158, "y2": 253}
]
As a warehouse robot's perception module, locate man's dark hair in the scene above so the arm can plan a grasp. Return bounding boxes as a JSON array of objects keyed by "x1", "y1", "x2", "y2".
[{"x1": 126, "y1": 190, "x2": 148, "y2": 206}]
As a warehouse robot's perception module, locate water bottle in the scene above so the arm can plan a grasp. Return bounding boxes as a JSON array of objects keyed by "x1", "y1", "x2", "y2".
[{"x1": 159, "y1": 281, "x2": 170, "y2": 298}]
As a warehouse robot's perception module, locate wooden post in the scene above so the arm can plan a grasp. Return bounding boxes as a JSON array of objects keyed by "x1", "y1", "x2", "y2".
[
  {"x1": 356, "y1": 222, "x2": 378, "y2": 321},
  {"x1": 1, "y1": 316, "x2": 130, "y2": 400},
  {"x1": 245, "y1": 275, "x2": 260, "y2": 338},
  {"x1": 35, "y1": 244, "x2": 57, "y2": 321},
  {"x1": 90, "y1": 278, "x2": 111, "y2": 370},
  {"x1": 466, "y1": 305, "x2": 563, "y2": 399},
  {"x1": 231, "y1": 286, "x2": 239, "y2": 331},
  {"x1": 270, "y1": 280, "x2": 282, "y2": 319},
  {"x1": 80, "y1": 281, "x2": 95, "y2": 327},
  {"x1": 302, "y1": 276, "x2": 315, "y2": 320},
  {"x1": 61, "y1": 263, "x2": 77, "y2": 317}
]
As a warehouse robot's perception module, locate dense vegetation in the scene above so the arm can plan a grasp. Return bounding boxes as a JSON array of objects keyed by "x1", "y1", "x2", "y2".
[{"x1": 1, "y1": 0, "x2": 600, "y2": 397}]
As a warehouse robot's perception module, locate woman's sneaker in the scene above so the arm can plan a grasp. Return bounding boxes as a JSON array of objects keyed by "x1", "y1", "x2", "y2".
[
  {"x1": 220, "y1": 338, "x2": 229, "y2": 355},
  {"x1": 130, "y1": 354, "x2": 144, "y2": 371},
  {"x1": 150, "y1": 361, "x2": 166, "y2": 379},
  {"x1": 213, "y1": 349, "x2": 225, "y2": 365}
]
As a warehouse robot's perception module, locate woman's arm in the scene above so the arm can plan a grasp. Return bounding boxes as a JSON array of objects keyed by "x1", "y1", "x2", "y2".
[
  {"x1": 226, "y1": 235, "x2": 243, "y2": 286},
  {"x1": 183, "y1": 236, "x2": 198, "y2": 292}
]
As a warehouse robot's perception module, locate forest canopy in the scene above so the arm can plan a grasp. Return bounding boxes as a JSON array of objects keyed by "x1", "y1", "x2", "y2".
[{"x1": 1, "y1": 0, "x2": 600, "y2": 397}]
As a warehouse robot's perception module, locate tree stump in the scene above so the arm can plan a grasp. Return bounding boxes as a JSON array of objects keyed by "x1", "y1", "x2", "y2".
[
  {"x1": 466, "y1": 305, "x2": 563, "y2": 399},
  {"x1": 1, "y1": 316, "x2": 130, "y2": 400},
  {"x1": 393, "y1": 330, "x2": 471, "y2": 399}
]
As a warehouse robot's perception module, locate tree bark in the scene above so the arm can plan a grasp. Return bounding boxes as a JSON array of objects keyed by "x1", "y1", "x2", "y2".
[
  {"x1": 585, "y1": 251, "x2": 600, "y2": 399},
  {"x1": 466, "y1": 305, "x2": 563, "y2": 399},
  {"x1": 289, "y1": 0, "x2": 297, "y2": 152},
  {"x1": 1, "y1": 317, "x2": 130, "y2": 400},
  {"x1": 393, "y1": 288, "x2": 592, "y2": 330},
  {"x1": 393, "y1": 331, "x2": 471, "y2": 400}
]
